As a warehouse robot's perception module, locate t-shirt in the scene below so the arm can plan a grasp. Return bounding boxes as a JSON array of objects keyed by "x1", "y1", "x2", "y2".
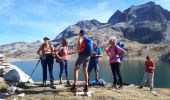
[
  {"x1": 145, "y1": 60, "x2": 155, "y2": 74},
  {"x1": 90, "y1": 47, "x2": 102, "y2": 63},
  {"x1": 77, "y1": 36, "x2": 86, "y2": 53},
  {"x1": 106, "y1": 45, "x2": 126, "y2": 64}
]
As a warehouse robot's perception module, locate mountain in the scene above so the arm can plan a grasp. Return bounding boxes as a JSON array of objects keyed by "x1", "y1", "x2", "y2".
[
  {"x1": 0, "y1": 41, "x2": 42, "y2": 61},
  {"x1": 108, "y1": 1, "x2": 170, "y2": 43},
  {"x1": 54, "y1": 1, "x2": 170, "y2": 44}
]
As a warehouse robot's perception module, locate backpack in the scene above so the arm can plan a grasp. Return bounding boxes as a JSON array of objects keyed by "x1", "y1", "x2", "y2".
[
  {"x1": 89, "y1": 79, "x2": 107, "y2": 87},
  {"x1": 116, "y1": 42, "x2": 127, "y2": 61},
  {"x1": 83, "y1": 37, "x2": 94, "y2": 56},
  {"x1": 55, "y1": 46, "x2": 64, "y2": 63}
]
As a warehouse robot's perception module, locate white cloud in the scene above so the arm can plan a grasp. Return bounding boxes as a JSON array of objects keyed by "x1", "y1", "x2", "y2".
[{"x1": 0, "y1": 0, "x2": 13, "y2": 11}]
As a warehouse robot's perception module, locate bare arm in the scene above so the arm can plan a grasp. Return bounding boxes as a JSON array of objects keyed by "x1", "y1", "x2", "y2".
[{"x1": 37, "y1": 45, "x2": 43, "y2": 56}]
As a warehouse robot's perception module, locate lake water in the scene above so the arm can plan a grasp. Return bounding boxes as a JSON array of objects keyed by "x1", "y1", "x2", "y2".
[{"x1": 12, "y1": 60, "x2": 170, "y2": 88}]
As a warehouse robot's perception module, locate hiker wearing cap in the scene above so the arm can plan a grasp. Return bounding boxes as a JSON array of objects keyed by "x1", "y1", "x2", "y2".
[
  {"x1": 55, "y1": 39, "x2": 76, "y2": 86},
  {"x1": 105, "y1": 36, "x2": 126, "y2": 89},
  {"x1": 70, "y1": 30, "x2": 93, "y2": 92},
  {"x1": 37, "y1": 37, "x2": 55, "y2": 88},
  {"x1": 88, "y1": 41, "x2": 102, "y2": 82},
  {"x1": 139, "y1": 55, "x2": 155, "y2": 92}
]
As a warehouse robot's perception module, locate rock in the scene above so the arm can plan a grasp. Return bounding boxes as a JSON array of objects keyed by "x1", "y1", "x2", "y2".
[
  {"x1": 0, "y1": 77, "x2": 4, "y2": 81},
  {"x1": 18, "y1": 93, "x2": 25, "y2": 97},
  {"x1": 7, "y1": 86, "x2": 17, "y2": 94},
  {"x1": 3, "y1": 65, "x2": 34, "y2": 83}
]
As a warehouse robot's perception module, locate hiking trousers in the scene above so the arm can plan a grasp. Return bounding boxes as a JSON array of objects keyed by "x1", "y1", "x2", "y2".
[
  {"x1": 141, "y1": 72, "x2": 154, "y2": 88},
  {"x1": 110, "y1": 62, "x2": 123, "y2": 86},
  {"x1": 59, "y1": 60, "x2": 69, "y2": 78},
  {"x1": 41, "y1": 55, "x2": 54, "y2": 83}
]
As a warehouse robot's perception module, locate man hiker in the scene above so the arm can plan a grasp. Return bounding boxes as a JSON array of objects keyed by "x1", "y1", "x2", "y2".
[
  {"x1": 70, "y1": 30, "x2": 93, "y2": 92},
  {"x1": 55, "y1": 39, "x2": 76, "y2": 86},
  {"x1": 139, "y1": 55, "x2": 155, "y2": 92},
  {"x1": 105, "y1": 36, "x2": 126, "y2": 89},
  {"x1": 37, "y1": 37, "x2": 55, "y2": 88},
  {"x1": 88, "y1": 40, "x2": 102, "y2": 82}
]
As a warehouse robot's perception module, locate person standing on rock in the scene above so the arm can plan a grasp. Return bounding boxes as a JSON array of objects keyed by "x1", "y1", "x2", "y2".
[
  {"x1": 139, "y1": 55, "x2": 155, "y2": 92},
  {"x1": 70, "y1": 30, "x2": 94, "y2": 92},
  {"x1": 105, "y1": 36, "x2": 126, "y2": 89},
  {"x1": 55, "y1": 39, "x2": 76, "y2": 86},
  {"x1": 37, "y1": 37, "x2": 55, "y2": 88},
  {"x1": 88, "y1": 40, "x2": 102, "y2": 82}
]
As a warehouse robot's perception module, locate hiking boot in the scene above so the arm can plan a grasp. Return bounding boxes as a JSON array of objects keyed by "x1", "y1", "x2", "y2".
[
  {"x1": 138, "y1": 86, "x2": 143, "y2": 89},
  {"x1": 50, "y1": 83, "x2": 56, "y2": 89},
  {"x1": 70, "y1": 84, "x2": 78, "y2": 93},
  {"x1": 118, "y1": 85, "x2": 123, "y2": 90},
  {"x1": 41, "y1": 81, "x2": 46, "y2": 87},
  {"x1": 150, "y1": 88, "x2": 153, "y2": 92},
  {"x1": 83, "y1": 85, "x2": 89, "y2": 92},
  {"x1": 65, "y1": 81, "x2": 71, "y2": 87},
  {"x1": 110, "y1": 84, "x2": 118, "y2": 89}
]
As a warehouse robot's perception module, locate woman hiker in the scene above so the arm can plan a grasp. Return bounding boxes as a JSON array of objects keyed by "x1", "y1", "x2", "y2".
[
  {"x1": 37, "y1": 37, "x2": 55, "y2": 89},
  {"x1": 105, "y1": 36, "x2": 126, "y2": 89},
  {"x1": 55, "y1": 39, "x2": 76, "y2": 86}
]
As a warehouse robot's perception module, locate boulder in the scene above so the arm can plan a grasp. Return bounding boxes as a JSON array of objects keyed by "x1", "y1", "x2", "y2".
[{"x1": 3, "y1": 64, "x2": 34, "y2": 83}]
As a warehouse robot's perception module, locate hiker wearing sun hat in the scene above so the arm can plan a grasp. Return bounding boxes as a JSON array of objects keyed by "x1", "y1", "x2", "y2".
[{"x1": 37, "y1": 37, "x2": 55, "y2": 88}]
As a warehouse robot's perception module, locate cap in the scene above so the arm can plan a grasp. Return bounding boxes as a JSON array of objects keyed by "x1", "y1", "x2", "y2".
[
  {"x1": 79, "y1": 30, "x2": 86, "y2": 34},
  {"x1": 43, "y1": 37, "x2": 50, "y2": 41}
]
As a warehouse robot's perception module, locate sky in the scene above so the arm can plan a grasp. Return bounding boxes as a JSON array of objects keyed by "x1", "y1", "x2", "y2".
[{"x1": 0, "y1": 0, "x2": 170, "y2": 45}]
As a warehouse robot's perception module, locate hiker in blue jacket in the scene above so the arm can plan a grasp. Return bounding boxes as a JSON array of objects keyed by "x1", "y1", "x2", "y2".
[{"x1": 88, "y1": 40, "x2": 102, "y2": 83}]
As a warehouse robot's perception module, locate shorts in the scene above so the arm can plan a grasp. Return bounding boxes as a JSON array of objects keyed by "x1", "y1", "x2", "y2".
[
  {"x1": 88, "y1": 61, "x2": 99, "y2": 72},
  {"x1": 75, "y1": 52, "x2": 90, "y2": 68}
]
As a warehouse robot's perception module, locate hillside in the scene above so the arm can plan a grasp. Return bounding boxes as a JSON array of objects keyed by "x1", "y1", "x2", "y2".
[
  {"x1": 0, "y1": 41, "x2": 42, "y2": 61},
  {"x1": 1, "y1": 81, "x2": 170, "y2": 100}
]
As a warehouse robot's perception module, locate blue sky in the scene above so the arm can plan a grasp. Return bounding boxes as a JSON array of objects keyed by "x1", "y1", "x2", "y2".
[{"x1": 0, "y1": 0, "x2": 170, "y2": 45}]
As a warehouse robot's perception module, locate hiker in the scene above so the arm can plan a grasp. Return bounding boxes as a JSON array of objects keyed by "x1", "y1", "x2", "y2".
[
  {"x1": 70, "y1": 30, "x2": 93, "y2": 92},
  {"x1": 55, "y1": 39, "x2": 76, "y2": 86},
  {"x1": 88, "y1": 40, "x2": 102, "y2": 82},
  {"x1": 139, "y1": 55, "x2": 155, "y2": 92},
  {"x1": 37, "y1": 37, "x2": 55, "y2": 88},
  {"x1": 105, "y1": 36, "x2": 126, "y2": 89}
]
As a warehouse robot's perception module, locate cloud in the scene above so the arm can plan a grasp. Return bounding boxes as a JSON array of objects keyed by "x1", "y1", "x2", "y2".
[{"x1": 0, "y1": 0, "x2": 13, "y2": 11}]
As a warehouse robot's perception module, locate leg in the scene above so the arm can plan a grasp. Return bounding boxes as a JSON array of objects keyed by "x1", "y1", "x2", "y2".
[
  {"x1": 83, "y1": 63, "x2": 89, "y2": 85},
  {"x1": 59, "y1": 60, "x2": 64, "y2": 83},
  {"x1": 47, "y1": 56, "x2": 54, "y2": 84},
  {"x1": 88, "y1": 61, "x2": 93, "y2": 82},
  {"x1": 140, "y1": 72, "x2": 148, "y2": 87},
  {"x1": 41, "y1": 59, "x2": 47, "y2": 84},
  {"x1": 64, "y1": 60, "x2": 69, "y2": 82},
  {"x1": 115, "y1": 62, "x2": 123, "y2": 86},
  {"x1": 94, "y1": 63, "x2": 99, "y2": 80},
  {"x1": 149, "y1": 73, "x2": 154, "y2": 91},
  {"x1": 111, "y1": 63, "x2": 117, "y2": 85}
]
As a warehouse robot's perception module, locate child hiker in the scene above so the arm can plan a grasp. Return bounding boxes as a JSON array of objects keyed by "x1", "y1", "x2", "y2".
[{"x1": 139, "y1": 55, "x2": 155, "y2": 92}]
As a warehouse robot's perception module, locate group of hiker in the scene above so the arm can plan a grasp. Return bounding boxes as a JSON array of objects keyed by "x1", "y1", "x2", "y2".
[{"x1": 37, "y1": 29, "x2": 155, "y2": 92}]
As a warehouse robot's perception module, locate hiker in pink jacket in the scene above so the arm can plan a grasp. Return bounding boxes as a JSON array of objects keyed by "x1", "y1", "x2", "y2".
[
  {"x1": 105, "y1": 36, "x2": 126, "y2": 89},
  {"x1": 55, "y1": 39, "x2": 76, "y2": 86}
]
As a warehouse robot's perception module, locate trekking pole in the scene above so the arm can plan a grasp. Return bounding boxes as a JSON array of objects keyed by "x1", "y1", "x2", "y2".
[{"x1": 27, "y1": 59, "x2": 41, "y2": 83}]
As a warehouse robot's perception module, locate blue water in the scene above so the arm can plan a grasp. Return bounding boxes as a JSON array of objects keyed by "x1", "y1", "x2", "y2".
[{"x1": 12, "y1": 60, "x2": 170, "y2": 88}]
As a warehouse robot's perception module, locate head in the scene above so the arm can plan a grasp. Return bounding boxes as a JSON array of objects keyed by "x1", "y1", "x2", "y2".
[
  {"x1": 109, "y1": 36, "x2": 117, "y2": 45},
  {"x1": 62, "y1": 39, "x2": 68, "y2": 46},
  {"x1": 43, "y1": 37, "x2": 50, "y2": 44},
  {"x1": 146, "y1": 55, "x2": 150, "y2": 61},
  {"x1": 79, "y1": 30, "x2": 86, "y2": 37}
]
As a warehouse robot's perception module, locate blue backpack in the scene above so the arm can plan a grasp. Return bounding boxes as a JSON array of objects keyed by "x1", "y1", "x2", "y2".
[{"x1": 84, "y1": 37, "x2": 94, "y2": 56}]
